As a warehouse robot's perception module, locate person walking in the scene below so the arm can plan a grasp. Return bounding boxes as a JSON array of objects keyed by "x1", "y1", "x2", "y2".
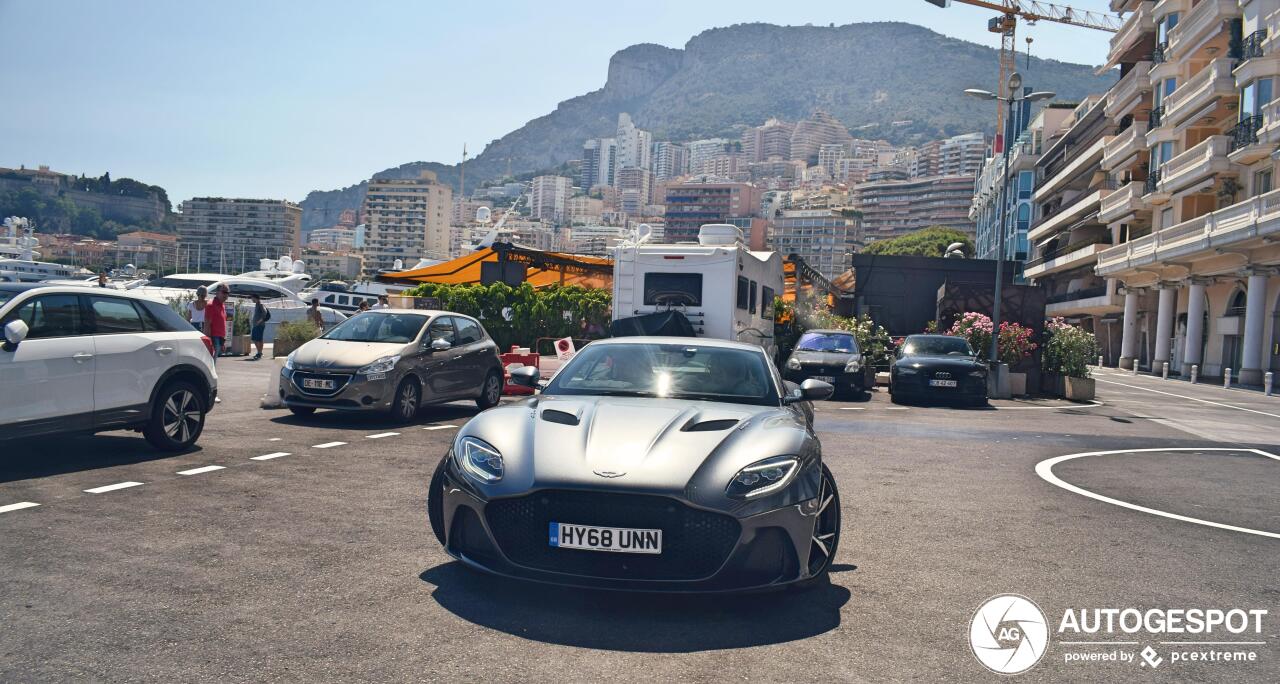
[
  {"x1": 188, "y1": 286, "x2": 208, "y2": 332},
  {"x1": 206, "y1": 285, "x2": 229, "y2": 360},
  {"x1": 308, "y1": 298, "x2": 325, "y2": 329},
  {"x1": 249, "y1": 293, "x2": 270, "y2": 360}
]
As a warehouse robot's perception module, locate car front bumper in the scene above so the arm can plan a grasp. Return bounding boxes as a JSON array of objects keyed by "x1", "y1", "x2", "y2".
[
  {"x1": 891, "y1": 373, "x2": 987, "y2": 400},
  {"x1": 784, "y1": 366, "x2": 866, "y2": 393},
  {"x1": 280, "y1": 366, "x2": 396, "y2": 411},
  {"x1": 437, "y1": 462, "x2": 824, "y2": 593}
]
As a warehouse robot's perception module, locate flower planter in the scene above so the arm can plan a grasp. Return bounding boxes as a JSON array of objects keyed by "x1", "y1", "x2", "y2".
[
  {"x1": 1040, "y1": 373, "x2": 1064, "y2": 397},
  {"x1": 229, "y1": 334, "x2": 251, "y2": 356},
  {"x1": 273, "y1": 337, "x2": 303, "y2": 358},
  {"x1": 1063, "y1": 376, "x2": 1095, "y2": 401},
  {"x1": 1008, "y1": 371, "x2": 1027, "y2": 397}
]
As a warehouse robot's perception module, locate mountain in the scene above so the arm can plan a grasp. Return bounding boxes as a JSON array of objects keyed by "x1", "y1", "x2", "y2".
[{"x1": 301, "y1": 21, "x2": 1115, "y2": 231}]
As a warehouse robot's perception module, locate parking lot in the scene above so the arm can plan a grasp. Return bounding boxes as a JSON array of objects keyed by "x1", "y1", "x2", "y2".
[{"x1": 1, "y1": 358, "x2": 1277, "y2": 681}]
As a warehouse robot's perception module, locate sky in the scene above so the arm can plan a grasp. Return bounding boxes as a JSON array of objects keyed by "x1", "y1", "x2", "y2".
[{"x1": 0, "y1": 0, "x2": 1117, "y2": 205}]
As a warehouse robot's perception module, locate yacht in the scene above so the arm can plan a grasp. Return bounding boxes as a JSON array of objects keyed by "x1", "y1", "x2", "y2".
[
  {"x1": 131, "y1": 272, "x2": 347, "y2": 340},
  {"x1": 238, "y1": 256, "x2": 312, "y2": 293},
  {"x1": 0, "y1": 216, "x2": 80, "y2": 282}
]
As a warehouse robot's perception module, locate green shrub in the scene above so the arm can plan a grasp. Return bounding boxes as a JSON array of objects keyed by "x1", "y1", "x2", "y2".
[
  {"x1": 275, "y1": 320, "x2": 321, "y2": 348},
  {"x1": 403, "y1": 282, "x2": 611, "y2": 351},
  {"x1": 1042, "y1": 318, "x2": 1100, "y2": 379}
]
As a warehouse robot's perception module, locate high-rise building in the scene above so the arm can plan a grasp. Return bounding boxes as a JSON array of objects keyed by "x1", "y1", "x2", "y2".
[
  {"x1": 742, "y1": 118, "x2": 796, "y2": 162},
  {"x1": 789, "y1": 110, "x2": 853, "y2": 164},
  {"x1": 529, "y1": 175, "x2": 572, "y2": 223},
  {"x1": 663, "y1": 182, "x2": 762, "y2": 243},
  {"x1": 818, "y1": 143, "x2": 848, "y2": 178},
  {"x1": 771, "y1": 209, "x2": 862, "y2": 279},
  {"x1": 307, "y1": 226, "x2": 356, "y2": 251},
  {"x1": 852, "y1": 173, "x2": 975, "y2": 241},
  {"x1": 581, "y1": 138, "x2": 618, "y2": 189},
  {"x1": 652, "y1": 141, "x2": 687, "y2": 181},
  {"x1": 360, "y1": 171, "x2": 452, "y2": 275},
  {"x1": 615, "y1": 167, "x2": 653, "y2": 216},
  {"x1": 686, "y1": 139, "x2": 733, "y2": 175},
  {"x1": 177, "y1": 197, "x2": 301, "y2": 273},
  {"x1": 614, "y1": 113, "x2": 652, "y2": 174}
]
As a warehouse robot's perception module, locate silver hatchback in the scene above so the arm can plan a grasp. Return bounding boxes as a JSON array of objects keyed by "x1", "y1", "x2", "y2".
[{"x1": 280, "y1": 310, "x2": 504, "y2": 420}]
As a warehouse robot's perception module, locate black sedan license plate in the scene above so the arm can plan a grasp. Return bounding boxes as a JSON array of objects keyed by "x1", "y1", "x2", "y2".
[
  {"x1": 302, "y1": 378, "x2": 336, "y2": 390},
  {"x1": 929, "y1": 379, "x2": 958, "y2": 388},
  {"x1": 549, "y1": 522, "x2": 662, "y2": 554}
]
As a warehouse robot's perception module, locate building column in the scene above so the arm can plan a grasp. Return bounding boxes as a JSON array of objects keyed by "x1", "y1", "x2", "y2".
[
  {"x1": 1152, "y1": 284, "x2": 1177, "y2": 373},
  {"x1": 1181, "y1": 279, "x2": 1208, "y2": 377},
  {"x1": 1239, "y1": 270, "x2": 1271, "y2": 385},
  {"x1": 1119, "y1": 287, "x2": 1140, "y2": 369}
]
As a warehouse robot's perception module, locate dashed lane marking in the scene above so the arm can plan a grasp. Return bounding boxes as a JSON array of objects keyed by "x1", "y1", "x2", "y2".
[
  {"x1": 251, "y1": 452, "x2": 290, "y2": 461},
  {"x1": 268, "y1": 438, "x2": 282, "y2": 442},
  {"x1": 422, "y1": 424, "x2": 458, "y2": 430},
  {"x1": 838, "y1": 407, "x2": 866, "y2": 410},
  {"x1": 1094, "y1": 377, "x2": 1280, "y2": 419},
  {"x1": 884, "y1": 407, "x2": 910, "y2": 410},
  {"x1": 312, "y1": 442, "x2": 347, "y2": 449},
  {"x1": 177, "y1": 465, "x2": 226, "y2": 476},
  {"x1": 367, "y1": 432, "x2": 400, "y2": 439},
  {"x1": 0, "y1": 502, "x2": 40, "y2": 514},
  {"x1": 84, "y1": 481, "x2": 144, "y2": 494}
]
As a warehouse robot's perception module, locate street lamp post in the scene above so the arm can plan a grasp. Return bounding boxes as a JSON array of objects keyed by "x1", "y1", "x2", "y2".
[{"x1": 965, "y1": 73, "x2": 1055, "y2": 365}]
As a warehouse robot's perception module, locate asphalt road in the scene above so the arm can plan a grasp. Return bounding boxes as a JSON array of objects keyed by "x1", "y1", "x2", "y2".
[{"x1": 1, "y1": 358, "x2": 1277, "y2": 682}]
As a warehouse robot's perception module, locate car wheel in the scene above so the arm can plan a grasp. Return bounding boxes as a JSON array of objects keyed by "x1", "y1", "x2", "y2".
[
  {"x1": 428, "y1": 455, "x2": 448, "y2": 546},
  {"x1": 288, "y1": 405, "x2": 316, "y2": 417},
  {"x1": 475, "y1": 370, "x2": 502, "y2": 410},
  {"x1": 143, "y1": 380, "x2": 206, "y2": 451},
  {"x1": 797, "y1": 464, "x2": 841, "y2": 588},
  {"x1": 391, "y1": 378, "x2": 420, "y2": 421}
]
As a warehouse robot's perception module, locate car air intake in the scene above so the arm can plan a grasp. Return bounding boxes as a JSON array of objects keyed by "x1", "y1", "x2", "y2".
[
  {"x1": 540, "y1": 409, "x2": 579, "y2": 426},
  {"x1": 681, "y1": 418, "x2": 739, "y2": 432}
]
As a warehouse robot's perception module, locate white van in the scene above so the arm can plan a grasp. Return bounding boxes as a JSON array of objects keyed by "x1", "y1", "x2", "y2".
[{"x1": 612, "y1": 224, "x2": 784, "y2": 355}]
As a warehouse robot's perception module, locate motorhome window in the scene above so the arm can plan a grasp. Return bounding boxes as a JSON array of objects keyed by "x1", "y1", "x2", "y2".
[
  {"x1": 761, "y1": 286, "x2": 775, "y2": 319},
  {"x1": 736, "y1": 276, "x2": 749, "y2": 310},
  {"x1": 643, "y1": 273, "x2": 702, "y2": 307},
  {"x1": 748, "y1": 280, "x2": 757, "y2": 313}
]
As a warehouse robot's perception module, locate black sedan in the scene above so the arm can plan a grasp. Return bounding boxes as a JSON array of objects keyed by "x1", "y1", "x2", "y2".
[
  {"x1": 889, "y1": 334, "x2": 987, "y2": 406},
  {"x1": 783, "y1": 329, "x2": 870, "y2": 397}
]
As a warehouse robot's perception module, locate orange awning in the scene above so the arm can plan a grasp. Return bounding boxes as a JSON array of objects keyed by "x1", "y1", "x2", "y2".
[{"x1": 377, "y1": 247, "x2": 613, "y2": 289}]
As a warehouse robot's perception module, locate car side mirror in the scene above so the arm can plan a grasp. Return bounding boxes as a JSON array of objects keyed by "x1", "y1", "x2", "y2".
[
  {"x1": 785, "y1": 378, "x2": 833, "y2": 403},
  {"x1": 429, "y1": 338, "x2": 452, "y2": 352},
  {"x1": 508, "y1": 365, "x2": 540, "y2": 389},
  {"x1": 3, "y1": 319, "x2": 28, "y2": 352}
]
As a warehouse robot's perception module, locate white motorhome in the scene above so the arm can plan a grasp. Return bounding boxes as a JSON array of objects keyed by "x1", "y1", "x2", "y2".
[{"x1": 612, "y1": 224, "x2": 784, "y2": 354}]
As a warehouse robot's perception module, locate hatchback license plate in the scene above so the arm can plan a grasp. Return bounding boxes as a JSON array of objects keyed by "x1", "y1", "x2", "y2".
[
  {"x1": 929, "y1": 379, "x2": 958, "y2": 388},
  {"x1": 302, "y1": 378, "x2": 336, "y2": 390},
  {"x1": 550, "y1": 522, "x2": 662, "y2": 554}
]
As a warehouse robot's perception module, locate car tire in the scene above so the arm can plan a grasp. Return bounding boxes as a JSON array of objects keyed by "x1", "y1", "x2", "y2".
[
  {"x1": 391, "y1": 377, "x2": 420, "y2": 421},
  {"x1": 288, "y1": 405, "x2": 316, "y2": 417},
  {"x1": 428, "y1": 455, "x2": 448, "y2": 546},
  {"x1": 796, "y1": 463, "x2": 841, "y2": 589},
  {"x1": 475, "y1": 370, "x2": 502, "y2": 410},
  {"x1": 143, "y1": 380, "x2": 206, "y2": 451}
]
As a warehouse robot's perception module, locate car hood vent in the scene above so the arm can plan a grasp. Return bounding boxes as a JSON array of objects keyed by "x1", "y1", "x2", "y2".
[
  {"x1": 540, "y1": 409, "x2": 580, "y2": 426},
  {"x1": 681, "y1": 418, "x2": 739, "y2": 432}
]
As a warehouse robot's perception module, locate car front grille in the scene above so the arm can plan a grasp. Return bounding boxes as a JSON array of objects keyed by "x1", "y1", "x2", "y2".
[
  {"x1": 291, "y1": 370, "x2": 353, "y2": 397},
  {"x1": 485, "y1": 490, "x2": 741, "y2": 580},
  {"x1": 800, "y1": 364, "x2": 847, "y2": 376}
]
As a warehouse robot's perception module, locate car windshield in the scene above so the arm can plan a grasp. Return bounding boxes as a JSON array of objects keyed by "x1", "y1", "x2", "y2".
[
  {"x1": 543, "y1": 342, "x2": 779, "y2": 407},
  {"x1": 795, "y1": 332, "x2": 858, "y2": 354},
  {"x1": 321, "y1": 312, "x2": 426, "y2": 343},
  {"x1": 902, "y1": 336, "x2": 974, "y2": 357}
]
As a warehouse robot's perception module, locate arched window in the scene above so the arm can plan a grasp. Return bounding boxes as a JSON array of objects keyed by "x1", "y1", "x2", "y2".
[{"x1": 1227, "y1": 289, "x2": 1247, "y2": 317}]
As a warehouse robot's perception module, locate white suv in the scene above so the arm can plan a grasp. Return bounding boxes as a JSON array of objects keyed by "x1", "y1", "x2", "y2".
[{"x1": 0, "y1": 284, "x2": 218, "y2": 450}]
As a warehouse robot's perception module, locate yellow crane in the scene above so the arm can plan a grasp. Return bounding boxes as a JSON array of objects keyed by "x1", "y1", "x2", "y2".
[{"x1": 924, "y1": 1, "x2": 1121, "y2": 147}]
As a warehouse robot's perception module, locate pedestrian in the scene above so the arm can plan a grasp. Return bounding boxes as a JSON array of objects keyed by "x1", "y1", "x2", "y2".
[
  {"x1": 97, "y1": 272, "x2": 109, "y2": 288},
  {"x1": 372, "y1": 295, "x2": 390, "y2": 310},
  {"x1": 206, "y1": 285, "x2": 229, "y2": 360},
  {"x1": 188, "y1": 286, "x2": 208, "y2": 332},
  {"x1": 250, "y1": 293, "x2": 270, "y2": 360},
  {"x1": 308, "y1": 298, "x2": 325, "y2": 329},
  {"x1": 357, "y1": 300, "x2": 370, "y2": 313}
]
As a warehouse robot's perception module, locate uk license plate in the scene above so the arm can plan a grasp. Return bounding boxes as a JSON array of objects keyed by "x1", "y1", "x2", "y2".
[
  {"x1": 929, "y1": 379, "x2": 958, "y2": 388},
  {"x1": 812, "y1": 375, "x2": 835, "y2": 383},
  {"x1": 302, "y1": 378, "x2": 336, "y2": 390},
  {"x1": 549, "y1": 522, "x2": 662, "y2": 554}
]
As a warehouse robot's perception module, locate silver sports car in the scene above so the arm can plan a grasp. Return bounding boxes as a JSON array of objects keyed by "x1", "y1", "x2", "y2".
[{"x1": 427, "y1": 337, "x2": 842, "y2": 592}]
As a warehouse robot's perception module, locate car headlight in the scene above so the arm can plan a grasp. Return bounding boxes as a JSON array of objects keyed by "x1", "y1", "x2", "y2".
[
  {"x1": 455, "y1": 436, "x2": 503, "y2": 483},
  {"x1": 969, "y1": 369, "x2": 986, "y2": 378},
  {"x1": 786, "y1": 357, "x2": 801, "y2": 370},
  {"x1": 844, "y1": 358, "x2": 861, "y2": 373},
  {"x1": 726, "y1": 456, "x2": 799, "y2": 499},
  {"x1": 284, "y1": 351, "x2": 296, "y2": 370},
  {"x1": 897, "y1": 365, "x2": 919, "y2": 376},
  {"x1": 358, "y1": 354, "x2": 401, "y2": 375}
]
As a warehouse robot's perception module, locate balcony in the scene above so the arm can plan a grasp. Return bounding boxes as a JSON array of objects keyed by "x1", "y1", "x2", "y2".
[
  {"x1": 1240, "y1": 29, "x2": 1268, "y2": 61},
  {"x1": 1227, "y1": 115, "x2": 1268, "y2": 163},
  {"x1": 1097, "y1": 187, "x2": 1280, "y2": 275},
  {"x1": 1100, "y1": 181, "x2": 1150, "y2": 223},
  {"x1": 1033, "y1": 137, "x2": 1113, "y2": 203},
  {"x1": 1029, "y1": 189, "x2": 1106, "y2": 243},
  {"x1": 1105, "y1": 61, "x2": 1153, "y2": 120},
  {"x1": 1161, "y1": 58, "x2": 1235, "y2": 128},
  {"x1": 1025, "y1": 239, "x2": 1114, "y2": 279},
  {"x1": 1166, "y1": 0, "x2": 1239, "y2": 62},
  {"x1": 1045, "y1": 287, "x2": 1125, "y2": 316},
  {"x1": 1148, "y1": 105, "x2": 1164, "y2": 129},
  {"x1": 1150, "y1": 135, "x2": 1234, "y2": 196},
  {"x1": 1102, "y1": 120, "x2": 1150, "y2": 171},
  {"x1": 1107, "y1": 1, "x2": 1156, "y2": 67}
]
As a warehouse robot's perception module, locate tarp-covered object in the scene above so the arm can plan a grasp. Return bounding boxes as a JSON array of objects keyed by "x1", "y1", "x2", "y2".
[
  {"x1": 376, "y1": 246, "x2": 613, "y2": 289},
  {"x1": 609, "y1": 311, "x2": 697, "y2": 338}
]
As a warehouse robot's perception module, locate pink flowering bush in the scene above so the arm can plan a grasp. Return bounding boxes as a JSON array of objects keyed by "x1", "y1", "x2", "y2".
[
  {"x1": 947, "y1": 312, "x2": 993, "y2": 357},
  {"x1": 996, "y1": 321, "x2": 1037, "y2": 368},
  {"x1": 947, "y1": 312, "x2": 1037, "y2": 367}
]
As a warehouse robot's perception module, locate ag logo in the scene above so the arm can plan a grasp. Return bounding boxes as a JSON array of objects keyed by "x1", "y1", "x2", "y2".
[{"x1": 969, "y1": 594, "x2": 1050, "y2": 675}]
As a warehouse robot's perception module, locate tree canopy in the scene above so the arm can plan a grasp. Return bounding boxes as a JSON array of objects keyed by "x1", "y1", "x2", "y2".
[{"x1": 861, "y1": 226, "x2": 974, "y2": 258}]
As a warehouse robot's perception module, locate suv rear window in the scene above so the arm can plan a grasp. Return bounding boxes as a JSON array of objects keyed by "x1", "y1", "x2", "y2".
[
  {"x1": 88, "y1": 296, "x2": 146, "y2": 334},
  {"x1": 137, "y1": 299, "x2": 195, "y2": 332}
]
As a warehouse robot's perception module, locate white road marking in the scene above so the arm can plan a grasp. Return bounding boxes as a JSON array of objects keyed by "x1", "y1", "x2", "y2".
[
  {"x1": 366, "y1": 432, "x2": 400, "y2": 439},
  {"x1": 177, "y1": 465, "x2": 225, "y2": 476},
  {"x1": 268, "y1": 438, "x2": 282, "y2": 442},
  {"x1": 251, "y1": 452, "x2": 291, "y2": 461},
  {"x1": 1094, "y1": 378, "x2": 1280, "y2": 419},
  {"x1": 997, "y1": 400, "x2": 1104, "y2": 410},
  {"x1": 84, "y1": 481, "x2": 144, "y2": 494},
  {"x1": 838, "y1": 407, "x2": 866, "y2": 410},
  {"x1": 1036, "y1": 447, "x2": 1280, "y2": 539},
  {"x1": 422, "y1": 424, "x2": 457, "y2": 430},
  {"x1": 0, "y1": 501, "x2": 40, "y2": 514},
  {"x1": 312, "y1": 442, "x2": 346, "y2": 449},
  {"x1": 885, "y1": 407, "x2": 910, "y2": 410}
]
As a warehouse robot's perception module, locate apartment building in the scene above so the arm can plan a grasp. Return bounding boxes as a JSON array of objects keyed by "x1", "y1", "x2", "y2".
[
  {"x1": 1092, "y1": 0, "x2": 1280, "y2": 384},
  {"x1": 567, "y1": 224, "x2": 627, "y2": 256},
  {"x1": 686, "y1": 139, "x2": 734, "y2": 175},
  {"x1": 852, "y1": 171, "x2": 976, "y2": 242},
  {"x1": 663, "y1": 182, "x2": 762, "y2": 243},
  {"x1": 177, "y1": 197, "x2": 301, "y2": 273},
  {"x1": 790, "y1": 110, "x2": 853, "y2": 164},
  {"x1": 1022, "y1": 96, "x2": 1123, "y2": 358},
  {"x1": 307, "y1": 226, "x2": 355, "y2": 250},
  {"x1": 652, "y1": 142, "x2": 687, "y2": 181},
  {"x1": 615, "y1": 167, "x2": 653, "y2": 216},
  {"x1": 614, "y1": 113, "x2": 652, "y2": 173},
  {"x1": 771, "y1": 209, "x2": 862, "y2": 279},
  {"x1": 742, "y1": 118, "x2": 796, "y2": 162},
  {"x1": 529, "y1": 175, "x2": 572, "y2": 223},
  {"x1": 581, "y1": 138, "x2": 617, "y2": 189},
  {"x1": 360, "y1": 171, "x2": 452, "y2": 276},
  {"x1": 116, "y1": 230, "x2": 178, "y2": 269},
  {"x1": 302, "y1": 248, "x2": 363, "y2": 280}
]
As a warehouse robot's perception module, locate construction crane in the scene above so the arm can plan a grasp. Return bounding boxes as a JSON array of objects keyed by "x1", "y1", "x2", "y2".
[{"x1": 924, "y1": 1, "x2": 1121, "y2": 149}]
